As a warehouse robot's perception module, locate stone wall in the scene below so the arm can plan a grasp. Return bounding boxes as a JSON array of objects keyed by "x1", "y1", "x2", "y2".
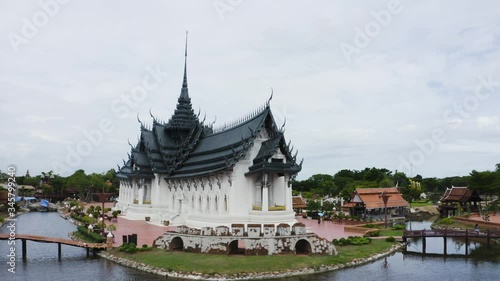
[{"x1": 153, "y1": 223, "x2": 337, "y2": 256}]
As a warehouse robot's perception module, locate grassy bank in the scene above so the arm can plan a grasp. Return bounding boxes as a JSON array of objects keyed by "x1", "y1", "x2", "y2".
[
  {"x1": 378, "y1": 229, "x2": 403, "y2": 237},
  {"x1": 108, "y1": 239, "x2": 397, "y2": 275},
  {"x1": 410, "y1": 201, "x2": 434, "y2": 207},
  {"x1": 432, "y1": 217, "x2": 475, "y2": 230}
]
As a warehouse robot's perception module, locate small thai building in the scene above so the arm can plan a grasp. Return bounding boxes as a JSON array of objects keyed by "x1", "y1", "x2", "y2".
[
  {"x1": 343, "y1": 188, "x2": 408, "y2": 219},
  {"x1": 292, "y1": 195, "x2": 307, "y2": 214},
  {"x1": 438, "y1": 186, "x2": 482, "y2": 217}
]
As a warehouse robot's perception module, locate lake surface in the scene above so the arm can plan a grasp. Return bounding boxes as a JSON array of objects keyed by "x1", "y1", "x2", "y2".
[{"x1": 1, "y1": 213, "x2": 499, "y2": 280}]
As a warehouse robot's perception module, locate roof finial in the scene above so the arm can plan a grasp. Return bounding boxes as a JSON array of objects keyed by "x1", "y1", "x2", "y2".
[{"x1": 180, "y1": 31, "x2": 189, "y2": 99}]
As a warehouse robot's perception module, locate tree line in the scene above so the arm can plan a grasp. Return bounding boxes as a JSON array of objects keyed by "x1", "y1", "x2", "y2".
[
  {"x1": 291, "y1": 164, "x2": 500, "y2": 203},
  {"x1": 3, "y1": 169, "x2": 120, "y2": 201}
]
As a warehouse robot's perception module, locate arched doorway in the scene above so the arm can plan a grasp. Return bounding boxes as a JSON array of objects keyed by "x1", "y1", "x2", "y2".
[
  {"x1": 170, "y1": 237, "x2": 184, "y2": 251},
  {"x1": 228, "y1": 240, "x2": 246, "y2": 255},
  {"x1": 295, "y1": 239, "x2": 312, "y2": 255}
]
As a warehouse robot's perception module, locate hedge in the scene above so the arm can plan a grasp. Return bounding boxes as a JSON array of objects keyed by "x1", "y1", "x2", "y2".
[{"x1": 76, "y1": 225, "x2": 106, "y2": 243}]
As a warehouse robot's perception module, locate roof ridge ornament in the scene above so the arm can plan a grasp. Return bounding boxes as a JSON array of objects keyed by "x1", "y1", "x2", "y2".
[
  {"x1": 266, "y1": 87, "x2": 273, "y2": 107},
  {"x1": 280, "y1": 117, "x2": 286, "y2": 132},
  {"x1": 210, "y1": 115, "x2": 217, "y2": 128},
  {"x1": 137, "y1": 114, "x2": 146, "y2": 129}
]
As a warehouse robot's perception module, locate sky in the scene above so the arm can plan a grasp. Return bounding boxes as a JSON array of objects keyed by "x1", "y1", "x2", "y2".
[{"x1": 1, "y1": 0, "x2": 500, "y2": 180}]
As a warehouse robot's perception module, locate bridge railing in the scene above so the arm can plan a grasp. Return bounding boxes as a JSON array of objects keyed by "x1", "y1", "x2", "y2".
[{"x1": 403, "y1": 228, "x2": 500, "y2": 238}]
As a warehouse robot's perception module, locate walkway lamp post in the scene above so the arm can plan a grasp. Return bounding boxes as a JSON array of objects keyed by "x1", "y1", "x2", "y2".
[{"x1": 379, "y1": 192, "x2": 391, "y2": 228}]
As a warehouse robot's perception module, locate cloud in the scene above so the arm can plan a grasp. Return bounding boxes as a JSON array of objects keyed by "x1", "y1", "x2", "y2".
[
  {"x1": 20, "y1": 115, "x2": 64, "y2": 123},
  {"x1": 1, "y1": 0, "x2": 500, "y2": 179},
  {"x1": 476, "y1": 116, "x2": 499, "y2": 128},
  {"x1": 29, "y1": 131, "x2": 72, "y2": 144}
]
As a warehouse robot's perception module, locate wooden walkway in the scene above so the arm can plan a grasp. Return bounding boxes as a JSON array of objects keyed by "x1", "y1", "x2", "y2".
[{"x1": 0, "y1": 233, "x2": 107, "y2": 260}]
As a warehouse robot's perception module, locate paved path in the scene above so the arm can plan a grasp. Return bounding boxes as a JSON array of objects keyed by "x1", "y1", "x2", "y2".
[
  {"x1": 80, "y1": 202, "x2": 172, "y2": 247},
  {"x1": 78, "y1": 203, "x2": 362, "y2": 246},
  {"x1": 296, "y1": 217, "x2": 361, "y2": 241},
  {"x1": 466, "y1": 213, "x2": 500, "y2": 224}
]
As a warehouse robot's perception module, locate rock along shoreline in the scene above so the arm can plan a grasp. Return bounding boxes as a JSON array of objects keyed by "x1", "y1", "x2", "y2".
[{"x1": 98, "y1": 242, "x2": 405, "y2": 280}]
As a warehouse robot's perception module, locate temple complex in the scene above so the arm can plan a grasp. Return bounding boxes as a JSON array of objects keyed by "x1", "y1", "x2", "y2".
[{"x1": 115, "y1": 41, "x2": 302, "y2": 229}]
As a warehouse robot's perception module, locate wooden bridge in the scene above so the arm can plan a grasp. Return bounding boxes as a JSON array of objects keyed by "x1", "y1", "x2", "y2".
[
  {"x1": 403, "y1": 229, "x2": 500, "y2": 255},
  {"x1": 0, "y1": 233, "x2": 107, "y2": 260}
]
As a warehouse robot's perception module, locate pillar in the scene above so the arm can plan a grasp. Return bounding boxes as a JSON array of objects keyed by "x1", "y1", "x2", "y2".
[
  {"x1": 107, "y1": 232, "x2": 114, "y2": 250},
  {"x1": 284, "y1": 176, "x2": 290, "y2": 211},
  {"x1": 262, "y1": 187, "x2": 269, "y2": 211},
  {"x1": 22, "y1": 239, "x2": 27, "y2": 262},
  {"x1": 443, "y1": 237, "x2": 447, "y2": 255},
  {"x1": 58, "y1": 243, "x2": 62, "y2": 260},
  {"x1": 262, "y1": 173, "x2": 269, "y2": 211},
  {"x1": 422, "y1": 237, "x2": 426, "y2": 254}
]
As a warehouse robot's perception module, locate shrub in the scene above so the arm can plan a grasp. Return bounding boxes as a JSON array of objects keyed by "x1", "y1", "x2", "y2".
[
  {"x1": 76, "y1": 226, "x2": 106, "y2": 243},
  {"x1": 86, "y1": 206, "x2": 95, "y2": 214},
  {"x1": 364, "y1": 224, "x2": 380, "y2": 229},
  {"x1": 0, "y1": 216, "x2": 4, "y2": 223},
  {"x1": 385, "y1": 236, "x2": 396, "y2": 242},
  {"x1": 119, "y1": 243, "x2": 138, "y2": 253},
  {"x1": 332, "y1": 236, "x2": 372, "y2": 246},
  {"x1": 71, "y1": 213, "x2": 84, "y2": 222},
  {"x1": 364, "y1": 231, "x2": 380, "y2": 237},
  {"x1": 392, "y1": 224, "x2": 406, "y2": 230}
]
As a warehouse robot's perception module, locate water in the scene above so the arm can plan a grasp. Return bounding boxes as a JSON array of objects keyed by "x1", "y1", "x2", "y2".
[
  {"x1": 0, "y1": 212, "x2": 161, "y2": 281},
  {"x1": 1, "y1": 213, "x2": 499, "y2": 280}
]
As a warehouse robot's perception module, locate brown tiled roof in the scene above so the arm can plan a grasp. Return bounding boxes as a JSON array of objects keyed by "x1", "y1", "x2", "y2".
[
  {"x1": 292, "y1": 196, "x2": 307, "y2": 208},
  {"x1": 342, "y1": 202, "x2": 357, "y2": 208},
  {"x1": 440, "y1": 187, "x2": 482, "y2": 203},
  {"x1": 354, "y1": 187, "x2": 408, "y2": 209}
]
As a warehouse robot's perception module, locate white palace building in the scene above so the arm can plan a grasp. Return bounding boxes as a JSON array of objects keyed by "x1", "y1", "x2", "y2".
[{"x1": 115, "y1": 45, "x2": 303, "y2": 229}]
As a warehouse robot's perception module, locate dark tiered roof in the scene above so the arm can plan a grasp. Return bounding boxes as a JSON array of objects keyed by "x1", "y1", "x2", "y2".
[
  {"x1": 440, "y1": 186, "x2": 482, "y2": 203},
  {"x1": 117, "y1": 47, "x2": 302, "y2": 181}
]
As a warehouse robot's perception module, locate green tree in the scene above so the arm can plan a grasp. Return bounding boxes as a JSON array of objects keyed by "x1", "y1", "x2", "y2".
[
  {"x1": 469, "y1": 169, "x2": 500, "y2": 200},
  {"x1": 23, "y1": 176, "x2": 41, "y2": 188},
  {"x1": 306, "y1": 200, "x2": 321, "y2": 212},
  {"x1": 401, "y1": 178, "x2": 422, "y2": 206},
  {"x1": 66, "y1": 169, "x2": 91, "y2": 200}
]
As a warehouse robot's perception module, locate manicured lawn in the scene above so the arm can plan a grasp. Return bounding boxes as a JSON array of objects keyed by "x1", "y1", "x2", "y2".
[
  {"x1": 108, "y1": 240, "x2": 397, "y2": 275},
  {"x1": 410, "y1": 201, "x2": 434, "y2": 207},
  {"x1": 432, "y1": 218, "x2": 475, "y2": 230},
  {"x1": 378, "y1": 229, "x2": 403, "y2": 237}
]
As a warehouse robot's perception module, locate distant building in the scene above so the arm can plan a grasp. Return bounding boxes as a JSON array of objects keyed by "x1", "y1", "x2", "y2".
[
  {"x1": 116, "y1": 42, "x2": 302, "y2": 228},
  {"x1": 438, "y1": 186, "x2": 482, "y2": 217},
  {"x1": 292, "y1": 195, "x2": 307, "y2": 213},
  {"x1": 342, "y1": 187, "x2": 408, "y2": 219}
]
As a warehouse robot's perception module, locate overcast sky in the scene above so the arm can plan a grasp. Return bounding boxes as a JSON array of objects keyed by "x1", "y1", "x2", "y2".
[{"x1": 1, "y1": 0, "x2": 500, "y2": 180}]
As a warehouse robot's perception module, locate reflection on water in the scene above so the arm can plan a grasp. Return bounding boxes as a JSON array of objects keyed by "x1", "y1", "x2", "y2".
[
  {"x1": 406, "y1": 219, "x2": 433, "y2": 231},
  {"x1": 405, "y1": 218, "x2": 482, "y2": 256}
]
